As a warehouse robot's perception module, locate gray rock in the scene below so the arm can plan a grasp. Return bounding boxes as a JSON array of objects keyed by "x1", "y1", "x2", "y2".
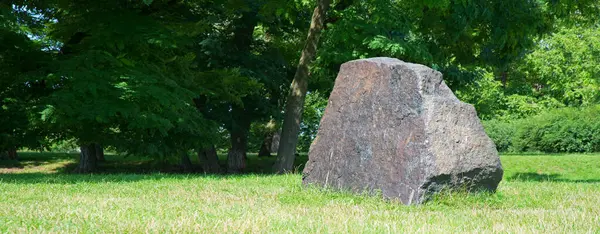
[{"x1": 302, "y1": 57, "x2": 503, "y2": 204}]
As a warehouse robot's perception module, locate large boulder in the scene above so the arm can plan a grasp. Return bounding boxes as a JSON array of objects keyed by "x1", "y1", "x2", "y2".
[{"x1": 303, "y1": 58, "x2": 503, "y2": 204}]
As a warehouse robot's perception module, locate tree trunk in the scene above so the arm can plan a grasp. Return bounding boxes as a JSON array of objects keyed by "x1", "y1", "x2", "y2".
[
  {"x1": 501, "y1": 71, "x2": 508, "y2": 88},
  {"x1": 180, "y1": 151, "x2": 194, "y2": 173},
  {"x1": 0, "y1": 149, "x2": 18, "y2": 160},
  {"x1": 227, "y1": 129, "x2": 249, "y2": 173},
  {"x1": 258, "y1": 131, "x2": 274, "y2": 157},
  {"x1": 274, "y1": 0, "x2": 331, "y2": 173},
  {"x1": 198, "y1": 145, "x2": 221, "y2": 173},
  {"x1": 7, "y1": 148, "x2": 17, "y2": 160},
  {"x1": 233, "y1": 9, "x2": 258, "y2": 53},
  {"x1": 227, "y1": 109, "x2": 251, "y2": 173},
  {"x1": 259, "y1": 119, "x2": 279, "y2": 157},
  {"x1": 73, "y1": 143, "x2": 98, "y2": 173},
  {"x1": 95, "y1": 144, "x2": 105, "y2": 162},
  {"x1": 271, "y1": 130, "x2": 281, "y2": 152}
]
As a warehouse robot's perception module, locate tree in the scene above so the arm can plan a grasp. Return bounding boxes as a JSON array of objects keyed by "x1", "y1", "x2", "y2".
[
  {"x1": 274, "y1": 0, "x2": 331, "y2": 173},
  {"x1": 4, "y1": 0, "x2": 598, "y2": 174},
  {"x1": 193, "y1": 0, "x2": 310, "y2": 173},
  {"x1": 277, "y1": 0, "x2": 600, "y2": 166},
  {"x1": 257, "y1": 119, "x2": 279, "y2": 157},
  {"x1": 516, "y1": 26, "x2": 600, "y2": 107},
  {"x1": 95, "y1": 144, "x2": 105, "y2": 162},
  {"x1": 0, "y1": 4, "x2": 50, "y2": 159},
  {"x1": 12, "y1": 0, "x2": 221, "y2": 172},
  {"x1": 197, "y1": 145, "x2": 221, "y2": 173}
]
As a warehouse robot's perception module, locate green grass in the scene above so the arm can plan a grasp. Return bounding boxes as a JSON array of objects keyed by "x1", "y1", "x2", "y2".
[{"x1": 1, "y1": 153, "x2": 600, "y2": 233}]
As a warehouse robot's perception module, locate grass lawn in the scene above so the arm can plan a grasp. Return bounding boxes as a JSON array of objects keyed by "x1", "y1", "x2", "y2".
[{"x1": 1, "y1": 152, "x2": 599, "y2": 233}]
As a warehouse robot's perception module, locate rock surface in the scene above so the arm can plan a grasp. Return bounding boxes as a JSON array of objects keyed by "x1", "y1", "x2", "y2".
[{"x1": 302, "y1": 58, "x2": 503, "y2": 204}]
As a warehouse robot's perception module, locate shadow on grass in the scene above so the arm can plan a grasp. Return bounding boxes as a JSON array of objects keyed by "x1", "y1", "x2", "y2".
[
  {"x1": 0, "y1": 172, "x2": 270, "y2": 184},
  {"x1": 0, "y1": 152, "x2": 309, "y2": 184},
  {"x1": 0, "y1": 152, "x2": 75, "y2": 170},
  {"x1": 507, "y1": 172, "x2": 600, "y2": 183},
  {"x1": 95, "y1": 153, "x2": 308, "y2": 175}
]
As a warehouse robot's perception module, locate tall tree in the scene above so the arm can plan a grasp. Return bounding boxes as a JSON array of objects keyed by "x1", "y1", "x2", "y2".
[
  {"x1": 193, "y1": 0, "x2": 309, "y2": 173},
  {"x1": 18, "y1": 0, "x2": 221, "y2": 172},
  {"x1": 516, "y1": 26, "x2": 600, "y2": 107},
  {"x1": 283, "y1": 0, "x2": 599, "y2": 165},
  {"x1": 0, "y1": 4, "x2": 50, "y2": 159},
  {"x1": 274, "y1": 0, "x2": 331, "y2": 173}
]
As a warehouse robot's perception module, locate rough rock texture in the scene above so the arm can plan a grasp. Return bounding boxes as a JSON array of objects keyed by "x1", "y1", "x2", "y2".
[{"x1": 302, "y1": 58, "x2": 503, "y2": 204}]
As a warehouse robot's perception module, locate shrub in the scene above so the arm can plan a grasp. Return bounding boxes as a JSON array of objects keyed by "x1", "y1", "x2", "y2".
[
  {"x1": 482, "y1": 119, "x2": 516, "y2": 152},
  {"x1": 483, "y1": 105, "x2": 600, "y2": 153}
]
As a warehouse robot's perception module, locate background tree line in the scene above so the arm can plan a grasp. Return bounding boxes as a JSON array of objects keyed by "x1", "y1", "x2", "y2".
[{"x1": 1, "y1": 0, "x2": 599, "y2": 173}]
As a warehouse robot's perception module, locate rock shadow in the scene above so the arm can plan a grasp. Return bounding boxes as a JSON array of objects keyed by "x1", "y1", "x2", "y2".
[{"x1": 507, "y1": 172, "x2": 600, "y2": 183}]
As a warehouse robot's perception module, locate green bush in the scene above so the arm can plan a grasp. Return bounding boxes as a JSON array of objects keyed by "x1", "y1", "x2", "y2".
[
  {"x1": 483, "y1": 106, "x2": 600, "y2": 153},
  {"x1": 482, "y1": 119, "x2": 516, "y2": 152}
]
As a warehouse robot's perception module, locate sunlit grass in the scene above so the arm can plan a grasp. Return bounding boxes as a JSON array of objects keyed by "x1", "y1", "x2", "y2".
[{"x1": 1, "y1": 153, "x2": 599, "y2": 233}]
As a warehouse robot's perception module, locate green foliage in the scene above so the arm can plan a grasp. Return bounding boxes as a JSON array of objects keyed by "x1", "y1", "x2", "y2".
[
  {"x1": 453, "y1": 69, "x2": 504, "y2": 120},
  {"x1": 0, "y1": 6, "x2": 50, "y2": 151},
  {"x1": 482, "y1": 119, "x2": 516, "y2": 152},
  {"x1": 248, "y1": 122, "x2": 270, "y2": 153},
  {"x1": 9, "y1": 1, "x2": 221, "y2": 158},
  {"x1": 193, "y1": 0, "x2": 310, "y2": 132},
  {"x1": 513, "y1": 26, "x2": 600, "y2": 107},
  {"x1": 311, "y1": 0, "x2": 582, "y2": 94},
  {"x1": 484, "y1": 105, "x2": 600, "y2": 153},
  {"x1": 497, "y1": 94, "x2": 565, "y2": 120},
  {"x1": 297, "y1": 91, "x2": 328, "y2": 152},
  {"x1": 310, "y1": 0, "x2": 599, "y2": 125},
  {"x1": 458, "y1": 24, "x2": 600, "y2": 120},
  {"x1": 3, "y1": 0, "x2": 600, "y2": 162}
]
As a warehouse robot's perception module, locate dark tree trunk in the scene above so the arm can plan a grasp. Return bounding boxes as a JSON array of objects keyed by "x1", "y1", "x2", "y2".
[
  {"x1": 1, "y1": 149, "x2": 18, "y2": 160},
  {"x1": 7, "y1": 149, "x2": 17, "y2": 160},
  {"x1": 198, "y1": 145, "x2": 221, "y2": 173},
  {"x1": 232, "y1": 7, "x2": 259, "y2": 53},
  {"x1": 74, "y1": 144, "x2": 98, "y2": 173},
  {"x1": 274, "y1": 0, "x2": 331, "y2": 173},
  {"x1": 258, "y1": 131, "x2": 274, "y2": 157},
  {"x1": 227, "y1": 129, "x2": 249, "y2": 173},
  {"x1": 95, "y1": 144, "x2": 105, "y2": 162},
  {"x1": 227, "y1": 109, "x2": 251, "y2": 173},
  {"x1": 180, "y1": 151, "x2": 194, "y2": 173}
]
